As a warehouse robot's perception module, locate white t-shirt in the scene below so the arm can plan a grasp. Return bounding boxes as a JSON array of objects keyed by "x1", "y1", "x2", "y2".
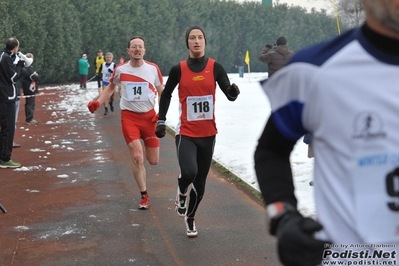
[
  {"x1": 101, "y1": 62, "x2": 115, "y2": 83},
  {"x1": 262, "y1": 26, "x2": 399, "y2": 260},
  {"x1": 110, "y1": 60, "x2": 162, "y2": 113}
]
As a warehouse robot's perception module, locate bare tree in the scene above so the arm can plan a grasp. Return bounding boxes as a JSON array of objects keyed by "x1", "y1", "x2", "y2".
[
  {"x1": 337, "y1": 0, "x2": 365, "y2": 27},
  {"x1": 308, "y1": 0, "x2": 365, "y2": 28}
]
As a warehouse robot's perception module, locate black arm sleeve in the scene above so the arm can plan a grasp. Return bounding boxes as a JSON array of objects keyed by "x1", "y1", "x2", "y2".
[
  {"x1": 158, "y1": 63, "x2": 181, "y2": 121},
  {"x1": 30, "y1": 72, "x2": 39, "y2": 82},
  {"x1": 20, "y1": 67, "x2": 28, "y2": 80},
  {"x1": 22, "y1": 66, "x2": 39, "y2": 82},
  {"x1": 254, "y1": 115, "x2": 298, "y2": 208},
  {"x1": 214, "y1": 62, "x2": 236, "y2": 101},
  {"x1": 11, "y1": 60, "x2": 23, "y2": 82}
]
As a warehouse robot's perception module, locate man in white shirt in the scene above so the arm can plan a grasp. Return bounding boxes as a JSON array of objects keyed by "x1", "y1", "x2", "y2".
[{"x1": 88, "y1": 37, "x2": 163, "y2": 210}]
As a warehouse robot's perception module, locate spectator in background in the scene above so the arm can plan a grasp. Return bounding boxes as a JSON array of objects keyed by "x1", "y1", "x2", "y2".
[
  {"x1": 0, "y1": 37, "x2": 25, "y2": 168},
  {"x1": 94, "y1": 50, "x2": 105, "y2": 91},
  {"x1": 303, "y1": 133, "x2": 313, "y2": 158},
  {"x1": 98, "y1": 52, "x2": 116, "y2": 115},
  {"x1": 258, "y1": 36, "x2": 294, "y2": 78},
  {"x1": 78, "y1": 53, "x2": 90, "y2": 89},
  {"x1": 117, "y1": 56, "x2": 125, "y2": 98},
  {"x1": 21, "y1": 53, "x2": 39, "y2": 125},
  {"x1": 118, "y1": 56, "x2": 125, "y2": 65},
  {"x1": 234, "y1": 51, "x2": 245, "y2": 78},
  {"x1": 12, "y1": 54, "x2": 22, "y2": 148}
]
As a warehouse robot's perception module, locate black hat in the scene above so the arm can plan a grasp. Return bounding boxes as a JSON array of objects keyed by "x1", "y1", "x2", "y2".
[
  {"x1": 276, "y1": 36, "x2": 286, "y2": 45},
  {"x1": 185, "y1": 26, "x2": 207, "y2": 49}
]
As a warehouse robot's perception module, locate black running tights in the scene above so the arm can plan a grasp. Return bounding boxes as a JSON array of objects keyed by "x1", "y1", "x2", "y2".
[{"x1": 175, "y1": 135, "x2": 216, "y2": 218}]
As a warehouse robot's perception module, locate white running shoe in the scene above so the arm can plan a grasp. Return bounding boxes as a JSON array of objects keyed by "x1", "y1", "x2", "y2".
[
  {"x1": 185, "y1": 216, "x2": 198, "y2": 238},
  {"x1": 175, "y1": 187, "x2": 187, "y2": 217}
]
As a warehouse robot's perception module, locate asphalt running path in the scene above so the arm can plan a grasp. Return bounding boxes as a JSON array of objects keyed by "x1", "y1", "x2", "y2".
[{"x1": 0, "y1": 84, "x2": 282, "y2": 266}]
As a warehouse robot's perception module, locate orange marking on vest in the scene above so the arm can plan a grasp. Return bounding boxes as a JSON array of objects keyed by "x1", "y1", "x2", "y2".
[{"x1": 192, "y1": 76, "x2": 205, "y2": 81}]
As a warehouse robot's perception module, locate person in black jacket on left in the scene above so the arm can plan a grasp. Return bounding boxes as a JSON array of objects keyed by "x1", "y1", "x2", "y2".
[
  {"x1": 20, "y1": 53, "x2": 39, "y2": 125},
  {"x1": 0, "y1": 37, "x2": 25, "y2": 168}
]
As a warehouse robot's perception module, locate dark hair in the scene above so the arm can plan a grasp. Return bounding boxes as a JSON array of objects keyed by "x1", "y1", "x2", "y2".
[
  {"x1": 276, "y1": 36, "x2": 287, "y2": 45},
  {"x1": 185, "y1": 26, "x2": 207, "y2": 49},
  {"x1": 127, "y1": 36, "x2": 145, "y2": 48},
  {"x1": 5, "y1": 38, "x2": 19, "y2": 51}
]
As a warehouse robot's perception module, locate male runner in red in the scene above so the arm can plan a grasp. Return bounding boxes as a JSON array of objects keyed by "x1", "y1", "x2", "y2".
[
  {"x1": 88, "y1": 37, "x2": 163, "y2": 210},
  {"x1": 155, "y1": 26, "x2": 240, "y2": 237}
]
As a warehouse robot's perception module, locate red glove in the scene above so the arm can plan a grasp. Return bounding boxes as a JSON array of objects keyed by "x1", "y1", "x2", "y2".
[{"x1": 87, "y1": 101, "x2": 100, "y2": 113}]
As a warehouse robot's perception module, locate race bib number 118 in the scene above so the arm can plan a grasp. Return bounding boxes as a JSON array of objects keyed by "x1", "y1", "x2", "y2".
[{"x1": 186, "y1": 95, "x2": 213, "y2": 121}]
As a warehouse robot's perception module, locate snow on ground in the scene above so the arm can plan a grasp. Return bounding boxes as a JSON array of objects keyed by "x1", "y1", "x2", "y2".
[{"x1": 31, "y1": 72, "x2": 315, "y2": 216}]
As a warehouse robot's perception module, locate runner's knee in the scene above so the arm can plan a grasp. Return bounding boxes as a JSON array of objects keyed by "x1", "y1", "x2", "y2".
[
  {"x1": 128, "y1": 140, "x2": 145, "y2": 165},
  {"x1": 145, "y1": 146, "x2": 159, "y2": 165},
  {"x1": 180, "y1": 168, "x2": 197, "y2": 182},
  {"x1": 132, "y1": 154, "x2": 144, "y2": 165},
  {"x1": 147, "y1": 156, "x2": 158, "y2": 165}
]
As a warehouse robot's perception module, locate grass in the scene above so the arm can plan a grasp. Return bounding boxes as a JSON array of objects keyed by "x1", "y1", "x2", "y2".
[{"x1": 211, "y1": 159, "x2": 263, "y2": 201}]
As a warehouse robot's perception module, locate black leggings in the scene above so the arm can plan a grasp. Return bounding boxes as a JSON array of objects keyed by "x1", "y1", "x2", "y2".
[
  {"x1": 175, "y1": 135, "x2": 215, "y2": 218},
  {"x1": 25, "y1": 96, "x2": 36, "y2": 123},
  {"x1": 0, "y1": 102, "x2": 16, "y2": 162},
  {"x1": 96, "y1": 74, "x2": 102, "y2": 88}
]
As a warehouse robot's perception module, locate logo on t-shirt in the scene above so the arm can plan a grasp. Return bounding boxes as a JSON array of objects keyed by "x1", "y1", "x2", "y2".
[
  {"x1": 192, "y1": 76, "x2": 205, "y2": 81},
  {"x1": 352, "y1": 111, "x2": 386, "y2": 141}
]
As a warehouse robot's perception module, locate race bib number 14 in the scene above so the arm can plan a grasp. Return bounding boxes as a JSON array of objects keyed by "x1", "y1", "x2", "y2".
[{"x1": 125, "y1": 82, "x2": 149, "y2": 102}]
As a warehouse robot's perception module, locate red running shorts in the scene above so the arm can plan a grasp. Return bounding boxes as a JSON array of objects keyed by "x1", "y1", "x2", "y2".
[{"x1": 121, "y1": 109, "x2": 160, "y2": 148}]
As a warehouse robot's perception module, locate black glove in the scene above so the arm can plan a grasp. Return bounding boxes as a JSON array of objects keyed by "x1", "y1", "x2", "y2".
[
  {"x1": 17, "y1": 60, "x2": 25, "y2": 68},
  {"x1": 227, "y1": 83, "x2": 240, "y2": 97},
  {"x1": 155, "y1": 120, "x2": 166, "y2": 138},
  {"x1": 265, "y1": 44, "x2": 273, "y2": 49},
  {"x1": 96, "y1": 73, "x2": 102, "y2": 80},
  {"x1": 108, "y1": 68, "x2": 113, "y2": 73},
  {"x1": 273, "y1": 210, "x2": 328, "y2": 266}
]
